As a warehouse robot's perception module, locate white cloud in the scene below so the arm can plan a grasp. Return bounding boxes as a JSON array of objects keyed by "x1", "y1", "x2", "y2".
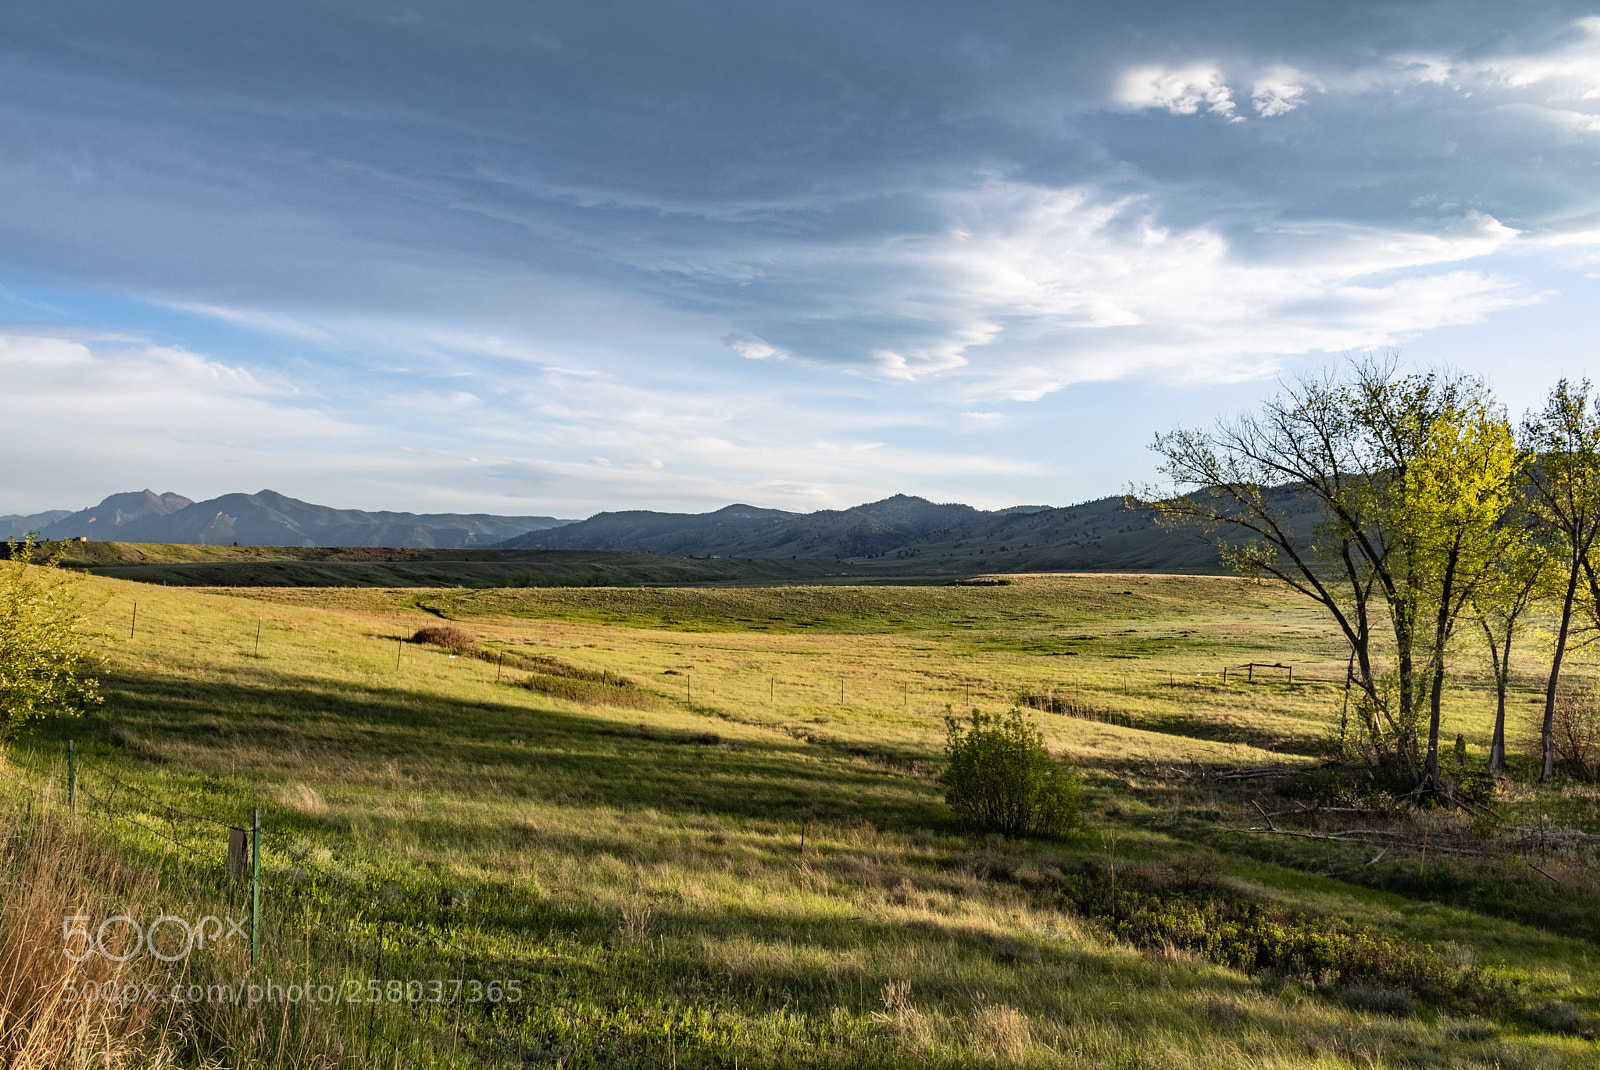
[
  {"x1": 1251, "y1": 70, "x2": 1309, "y2": 117},
  {"x1": 1116, "y1": 65, "x2": 1240, "y2": 121},
  {"x1": 0, "y1": 326, "x2": 1050, "y2": 514},
  {"x1": 1286, "y1": 17, "x2": 1600, "y2": 134},
  {"x1": 1477, "y1": 17, "x2": 1600, "y2": 99},
  {"x1": 845, "y1": 184, "x2": 1530, "y2": 399},
  {"x1": 868, "y1": 321, "x2": 994, "y2": 380},
  {"x1": 724, "y1": 333, "x2": 787, "y2": 360}
]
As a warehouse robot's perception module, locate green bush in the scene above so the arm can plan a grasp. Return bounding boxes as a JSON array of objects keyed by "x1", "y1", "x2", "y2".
[
  {"x1": 0, "y1": 535, "x2": 100, "y2": 739},
  {"x1": 939, "y1": 707, "x2": 1080, "y2": 838}
]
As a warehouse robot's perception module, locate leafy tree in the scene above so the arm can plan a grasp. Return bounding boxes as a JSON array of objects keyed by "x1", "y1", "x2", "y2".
[
  {"x1": 1520, "y1": 380, "x2": 1600, "y2": 780},
  {"x1": 1399, "y1": 386, "x2": 1527, "y2": 790},
  {"x1": 1140, "y1": 365, "x2": 1395, "y2": 756},
  {"x1": 0, "y1": 536, "x2": 101, "y2": 739},
  {"x1": 939, "y1": 707, "x2": 1079, "y2": 838},
  {"x1": 1141, "y1": 358, "x2": 1484, "y2": 782}
]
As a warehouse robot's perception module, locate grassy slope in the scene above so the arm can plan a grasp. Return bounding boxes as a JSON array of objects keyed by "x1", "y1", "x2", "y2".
[{"x1": 2, "y1": 572, "x2": 1596, "y2": 1067}]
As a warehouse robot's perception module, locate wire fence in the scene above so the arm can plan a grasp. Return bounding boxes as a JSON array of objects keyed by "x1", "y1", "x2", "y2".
[{"x1": 0, "y1": 744, "x2": 695, "y2": 1069}]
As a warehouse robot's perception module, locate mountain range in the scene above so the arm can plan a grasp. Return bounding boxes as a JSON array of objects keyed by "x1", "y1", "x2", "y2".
[
  {"x1": 497, "y1": 492, "x2": 1237, "y2": 573},
  {"x1": 3, "y1": 490, "x2": 571, "y2": 548},
  {"x1": 4, "y1": 487, "x2": 1316, "y2": 573}
]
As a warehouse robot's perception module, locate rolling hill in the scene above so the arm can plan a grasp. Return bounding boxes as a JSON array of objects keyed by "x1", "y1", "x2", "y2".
[
  {"x1": 495, "y1": 492, "x2": 1305, "y2": 573},
  {"x1": 16, "y1": 489, "x2": 573, "y2": 548}
]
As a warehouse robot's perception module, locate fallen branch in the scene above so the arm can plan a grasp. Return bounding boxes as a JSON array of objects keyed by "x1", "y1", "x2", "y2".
[
  {"x1": 1238, "y1": 826, "x2": 1488, "y2": 857},
  {"x1": 1207, "y1": 766, "x2": 1296, "y2": 781},
  {"x1": 1251, "y1": 799, "x2": 1276, "y2": 831}
]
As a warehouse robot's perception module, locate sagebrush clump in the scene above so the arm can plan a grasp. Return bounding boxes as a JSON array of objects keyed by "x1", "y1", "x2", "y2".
[
  {"x1": 410, "y1": 624, "x2": 476, "y2": 650},
  {"x1": 939, "y1": 707, "x2": 1080, "y2": 838}
]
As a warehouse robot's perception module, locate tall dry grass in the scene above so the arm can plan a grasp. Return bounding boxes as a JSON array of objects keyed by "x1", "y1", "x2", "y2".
[
  {"x1": 0, "y1": 785, "x2": 352, "y2": 1070},
  {"x1": 0, "y1": 792, "x2": 171, "y2": 1070}
]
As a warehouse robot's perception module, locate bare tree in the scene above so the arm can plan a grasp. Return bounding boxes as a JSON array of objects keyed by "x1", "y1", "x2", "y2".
[
  {"x1": 1140, "y1": 358, "x2": 1505, "y2": 790},
  {"x1": 1521, "y1": 380, "x2": 1600, "y2": 781}
]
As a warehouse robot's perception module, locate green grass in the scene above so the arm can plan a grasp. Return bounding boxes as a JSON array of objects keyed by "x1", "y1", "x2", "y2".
[{"x1": 3, "y1": 572, "x2": 1598, "y2": 1067}]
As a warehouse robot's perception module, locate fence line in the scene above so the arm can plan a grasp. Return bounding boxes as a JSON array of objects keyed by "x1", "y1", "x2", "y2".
[{"x1": 74, "y1": 781, "x2": 212, "y2": 861}]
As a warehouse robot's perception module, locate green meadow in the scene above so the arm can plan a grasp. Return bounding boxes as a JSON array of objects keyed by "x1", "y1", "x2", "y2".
[{"x1": 4, "y1": 571, "x2": 1600, "y2": 1068}]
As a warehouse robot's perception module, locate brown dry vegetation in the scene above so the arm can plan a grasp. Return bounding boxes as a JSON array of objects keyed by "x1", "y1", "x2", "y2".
[{"x1": 0, "y1": 788, "x2": 167, "y2": 1069}]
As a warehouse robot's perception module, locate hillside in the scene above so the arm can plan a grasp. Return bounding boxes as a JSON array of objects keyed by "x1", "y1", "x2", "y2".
[
  {"x1": 0, "y1": 507, "x2": 73, "y2": 539},
  {"x1": 18, "y1": 489, "x2": 573, "y2": 547},
  {"x1": 499, "y1": 492, "x2": 1319, "y2": 573}
]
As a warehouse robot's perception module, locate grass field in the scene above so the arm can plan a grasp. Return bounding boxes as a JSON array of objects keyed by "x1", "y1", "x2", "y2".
[{"x1": 4, "y1": 571, "x2": 1600, "y2": 1067}]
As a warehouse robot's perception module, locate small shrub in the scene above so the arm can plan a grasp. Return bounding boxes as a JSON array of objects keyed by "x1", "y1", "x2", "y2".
[
  {"x1": 939, "y1": 707, "x2": 1080, "y2": 838},
  {"x1": 410, "y1": 625, "x2": 475, "y2": 651},
  {"x1": 1341, "y1": 984, "x2": 1417, "y2": 1016},
  {"x1": 1527, "y1": 999, "x2": 1594, "y2": 1037},
  {"x1": 1546, "y1": 688, "x2": 1600, "y2": 780}
]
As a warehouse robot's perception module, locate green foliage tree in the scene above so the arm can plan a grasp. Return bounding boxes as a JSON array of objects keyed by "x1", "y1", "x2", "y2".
[
  {"x1": 1520, "y1": 380, "x2": 1600, "y2": 781},
  {"x1": 1470, "y1": 528, "x2": 1547, "y2": 774},
  {"x1": 1398, "y1": 386, "x2": 1528, "y2": 790},
  {"x1": 939, "y1": 707, "x2": 1079, "y2": 838},
  {"x1": 0, "y1": 536, "x2": 101, "y2": 739},
  {"x1": 1141, "y1": 358, "x2": 1492, "y2": 783}
]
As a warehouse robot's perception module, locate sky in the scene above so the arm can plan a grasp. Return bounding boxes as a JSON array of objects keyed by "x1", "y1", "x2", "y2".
[{"x1": 3, "y1": 1, "x2": 1600, "y2": 518}]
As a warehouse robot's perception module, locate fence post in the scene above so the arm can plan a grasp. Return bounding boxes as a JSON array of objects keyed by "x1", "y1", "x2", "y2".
[
  {"x1": 67, "y1": 740, "x2": 76, "y2": 813},
  {"x1": 251, "y1": 808, "x2": 262, "y2": 967}
]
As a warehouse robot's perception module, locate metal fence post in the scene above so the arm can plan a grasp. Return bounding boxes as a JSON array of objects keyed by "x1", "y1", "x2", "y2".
[{"x1": 252, "y1": 808, "x2": 262, "y2": 967}]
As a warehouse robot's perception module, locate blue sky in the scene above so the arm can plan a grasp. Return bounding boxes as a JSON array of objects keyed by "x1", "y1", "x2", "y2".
[{"x1": 3, "y1": 1, "x2": 1600, "y2": 516}]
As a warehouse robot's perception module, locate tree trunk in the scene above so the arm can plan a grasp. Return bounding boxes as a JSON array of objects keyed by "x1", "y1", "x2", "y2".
[
  {"x1": 1425, "y1": 539, "x2": 1460, "y2": 791},
  {"x1": 1480, "y1": 615, "x2": 1509, "y2": 775},
  {"x1": 1545, "y1": 561, "x2": 1581, "y2": 781}
]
